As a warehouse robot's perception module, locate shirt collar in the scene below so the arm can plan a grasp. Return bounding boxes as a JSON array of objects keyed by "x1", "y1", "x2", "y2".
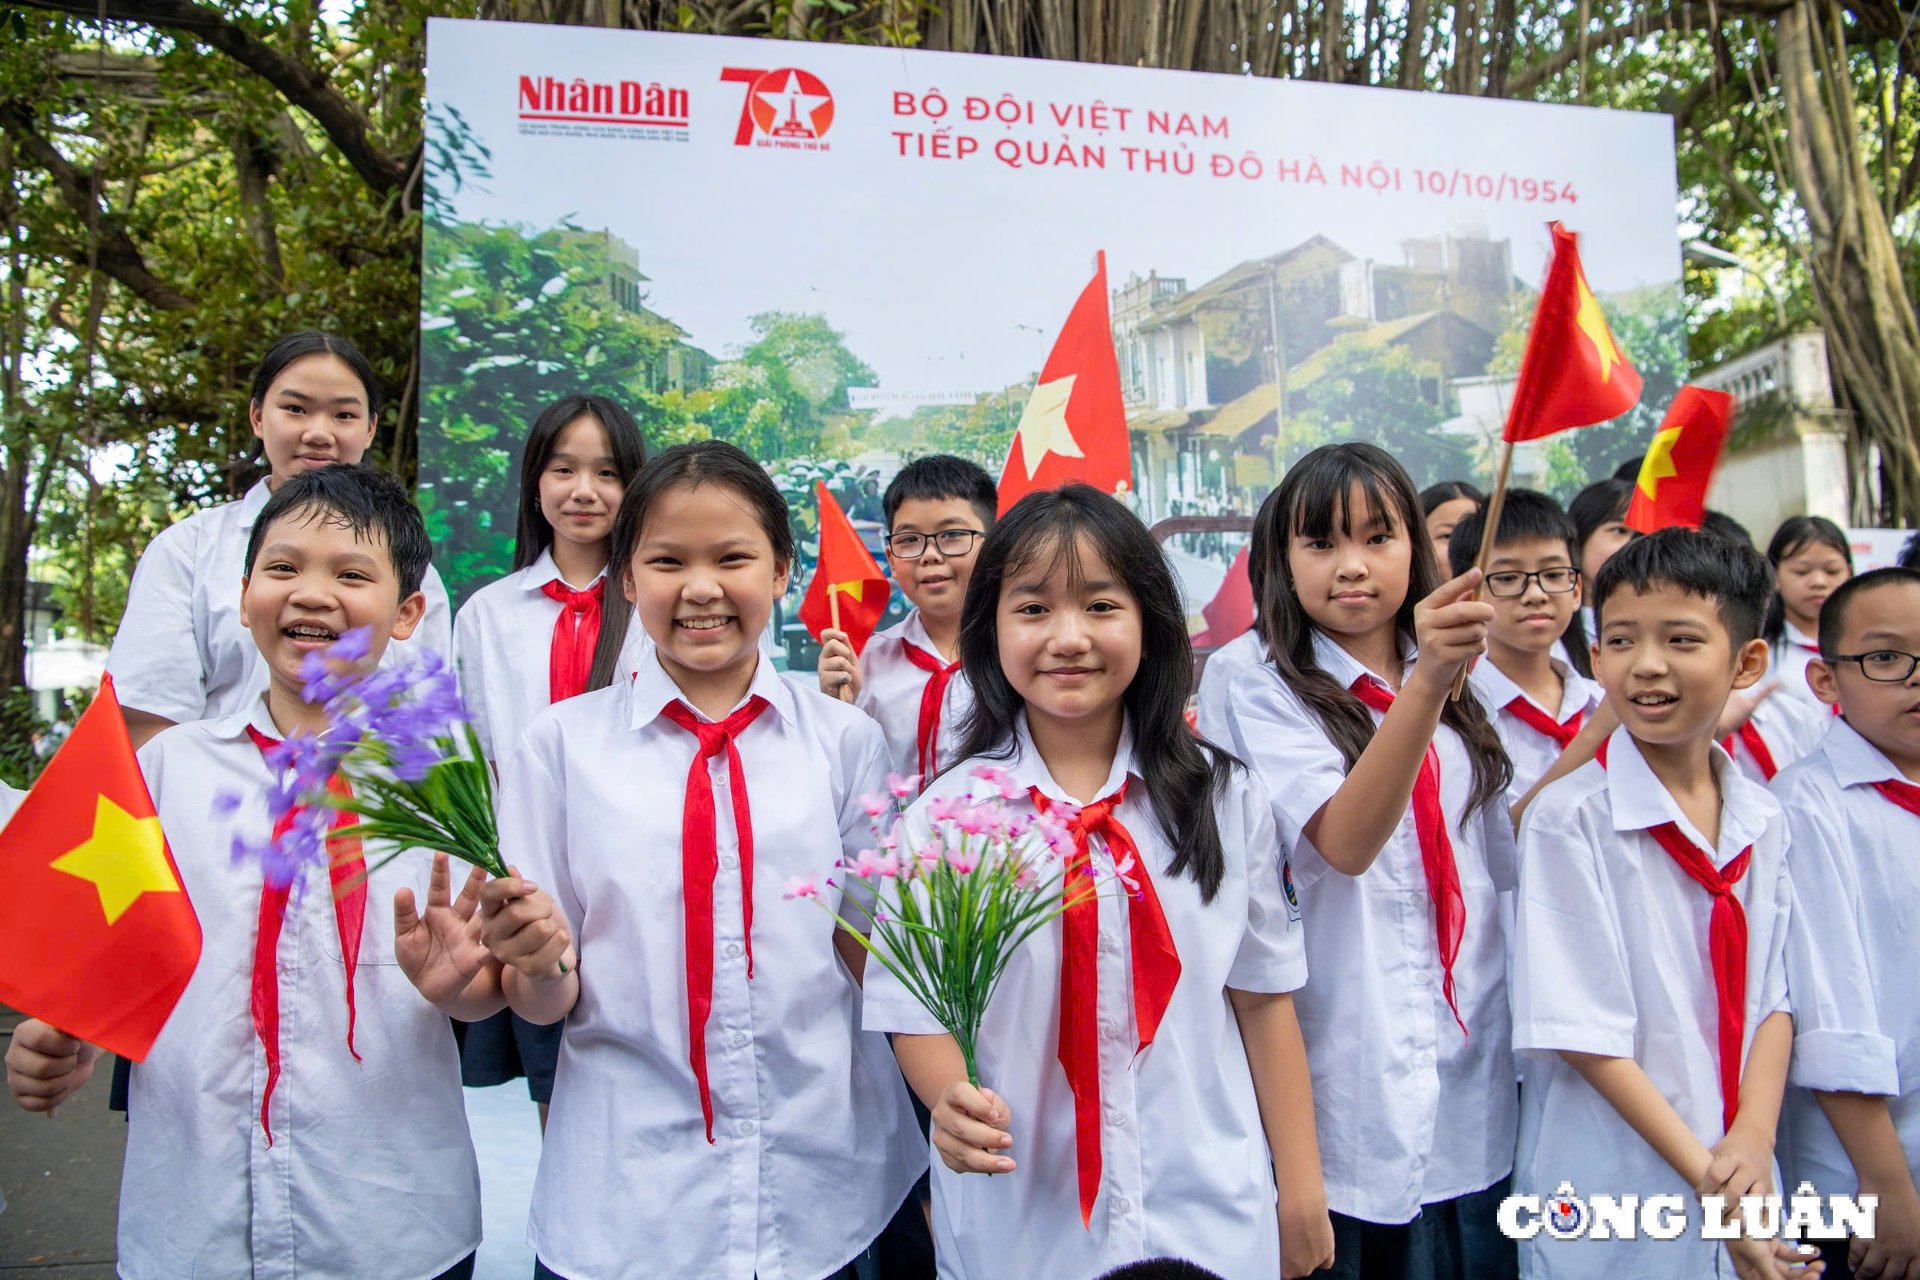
[
  {"x1": 1471, "y1": 656, "x2": 1593, "y2": 720},
  {"x1": 1604, "y1": 728, "x2": 1780, "y2": 859},
  {"x1": 899, "y1": 608, "x2": 954, "y2": 663},
  {"x1": 627, "y1": 648, "x2": 794, "y2": 731},
  {"x1": 1822, "y1": 716, "x2": 1915, "y2": 790},
  {"x1": 1311, "y1": 628, "x2": 1413, "y2": 692},
  {"x1": 1784, "y1": 622, "x2": 1819, "y2": 650},
  {"x1": 207, "y1": 693, "x2": 327, "y2": 752},
  {"x1": 516, "y1": 547, "x2": 606, "y2": 593},
  {"x1": 1006, "y1": 710, "x2": 1138, "y2": 806},
  {"x1": 237, "y1": 477, "x2": 274, "y2": 518}
]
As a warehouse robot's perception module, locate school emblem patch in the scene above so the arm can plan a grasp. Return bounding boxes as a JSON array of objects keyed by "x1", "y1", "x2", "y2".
[{"x1": 1281, "y1": 855, "x2": 1301, "y2": 922}]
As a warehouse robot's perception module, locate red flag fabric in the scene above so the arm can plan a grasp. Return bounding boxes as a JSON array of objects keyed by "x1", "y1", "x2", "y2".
[
  {"x1": 997, "y1": 251, "x2": 1133, "y2": 514},
  {"x1": 1191, "y1": 546, "x2": 1254, "y2": 648},
  {"x1": 798, "y1": 480, "x2": 892, "y2": 654},
  {"x1": 1503, "y1": 223, "x2": 1644, "y2": 442},
  {"x1": 0, "y1": 674, "x2": 201, "y2": 1060},
  {"x1": 1624, "y1": 386, "x2": 1735, "y2": 534}
]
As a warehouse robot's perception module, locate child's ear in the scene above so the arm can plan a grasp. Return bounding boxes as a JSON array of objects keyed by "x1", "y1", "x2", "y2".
[
  {"x1": 388, "y1": 590, "x2": 427, "y2": 642},
  {"x1": 1730, "y1": 636, "x2": 1772, "y2": 691},
  {"x1": 248, "y1": 399, "x2": 265, "y2": 441},
  {"x1": 772, "y1": 557, "x2": 791, "y2": 598},
  {"x1": 238, "y1": 574, "x2": 254, "y2": 631},
  {"x1": 1805, "y1": 657, "x2": 1843, "y2": 709},
  {"x1": 622, "y1": 564, "x2": 639, "y2": 606}
]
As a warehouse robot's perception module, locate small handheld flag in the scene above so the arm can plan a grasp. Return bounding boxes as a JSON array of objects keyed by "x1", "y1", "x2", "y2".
[
  {"x1": 997, "y1": 251, "x2": 1133, "y2": 514},
  {"x1": 798, "y1": 480, "x2": 892, "y2": 655},
  {"x1": 1191, "y1": 546, "x2": 1255, "y2": 649},
  {"x1": 1624, "y1": 387, "x2": 1736, "y2": 534},
  {"x1": 0, "y1": 674, "x2": 201, "y2": 1060},
  {"x1": 1502, "y1": 222, "x2": 1644, "y2": 444}
]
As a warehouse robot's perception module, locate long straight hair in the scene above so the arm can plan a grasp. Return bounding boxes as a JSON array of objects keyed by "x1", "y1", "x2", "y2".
[
  {"x1": 512, "y1": 395, "x2": 648, "y2": 571},
  {"x1": 585, "y1": 440, "x2": 793, "y2": 691},
  {"x1": 1252, "y1": 443, "x2": 1511, "y2": 817},
  {"x1": 1763, "y1": 514, "x2": 1852, "y2": 646},
  {"x1": 953, "y1": 485, "x2": 1233, "y2": 902}
]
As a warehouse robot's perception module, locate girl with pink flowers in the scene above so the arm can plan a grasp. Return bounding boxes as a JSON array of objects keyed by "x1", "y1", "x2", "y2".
[{"x1": 862, "y1": 484, "x2": 1334, "y2": 1280}]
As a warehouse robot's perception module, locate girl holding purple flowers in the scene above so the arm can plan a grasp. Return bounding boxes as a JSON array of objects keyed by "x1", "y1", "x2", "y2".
[
  {"x1": 477, "y1": 441, "x2": 925, "y2": 1280},
  {"x1": 861, "y1": 484, "x2": 1334, "y2": 1280}
]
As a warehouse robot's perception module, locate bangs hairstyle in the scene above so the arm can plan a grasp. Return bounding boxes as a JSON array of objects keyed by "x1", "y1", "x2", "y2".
[
  {"x1": 1420, "y1": 479, "x2": 1484, "y2": 515},
  {"x1": 513, "y1": 394, "x2": 649, "y2": 570},
  {"x1": 1592, "y1": 526, "x2": 1772, "y2": 649},
  {"x1": 1252, "y1": 443, "x2": 1511, "y2": 817},
  {"x1": 1446, "y1": 488, "x2": 1591, "y2": 678},
  {"x1": 586, "y1": 440, "x2": 793, "y2": 691},
  {"x1": 1763, "y1": 514, "x2": 1853, "y2": 646},
  {"x1": 883, "y1": 454, "x2": 998, "y2": 530},
  {"x1": 1818, "y1": 567, "x2": 1920, "y2": 659},
  {"x1": 243, "y1": 463, "x2": 431, "y2": 598},
  {"x1": 953, "y1": 484, "x2": 1235, "y2": 902},
  {"x1": 1568, "y1": 478, "x2": 1636, "y2": 554},
  {"x1": 250, "y1": 331, "x2": 382, "y2": 420}
]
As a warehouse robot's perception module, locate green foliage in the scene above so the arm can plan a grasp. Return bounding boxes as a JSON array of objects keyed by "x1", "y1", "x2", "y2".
[
  {"x1": 0, "y1": 687, "x2": 46, "y2": 788},
  {"x1": 1294, "y1": 342, "x2": 1475, "y2": 488}
]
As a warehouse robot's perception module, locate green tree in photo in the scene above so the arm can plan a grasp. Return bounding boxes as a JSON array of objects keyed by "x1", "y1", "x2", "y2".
[{"x1": 1295, "y1": 342, "x2": 1475, "y2": 488}]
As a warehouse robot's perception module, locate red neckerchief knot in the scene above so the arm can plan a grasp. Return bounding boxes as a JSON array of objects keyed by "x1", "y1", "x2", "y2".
[
  {"x1": 1350, "y1": 676, "x2": 1468, "y2": 1035},
  {"x1": 1030, "y1": 783, "x2": 1180, "y2": 1228},
  {"x1": 900, "y1": 640, "x2": 961, "y2": 785},
  {"x1": 244, "y1": 724, "x2": 367, "y2": 1146},
  {"x1": 661, "y1": 695, "x2": 770, "y2": 1143},
  {"x1": 540, "y1": 577, "x2": 605, "y2": 704}
]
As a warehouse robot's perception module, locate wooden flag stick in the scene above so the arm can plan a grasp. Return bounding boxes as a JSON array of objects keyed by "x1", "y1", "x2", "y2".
[
  {"x1": 828, "y1": 581, "x2": 842, "y2": 633},
  {"x1": 1450, "y1": 438, "x2": 1515, "y2": 701}
]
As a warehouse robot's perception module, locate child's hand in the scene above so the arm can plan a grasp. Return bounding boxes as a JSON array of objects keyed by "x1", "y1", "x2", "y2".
[
  {"x1": 1716, "y1": 681, "x2": 1781, "y2": 738},
  {"x1": 1699, "y1": 1125, "x2": 1775, "y2": 1217},
  {"x1": 478, "y1": 866, "x2": 575, "y2": 979},
  {"x1": 1409, "y1": 568, "x2": 1494, "y2": 691},
  {"x1": 1851, "y1": 1177, "x2": 1920, "y2": 1277},
  {"x1": 1278, "y1": 1193, "x2": 1336, "y2": 1278},
  {"x1": 394, "y1": 852, "x2": 494, "y2": 1006},
  {"x1": 5, "y1": 1019, "x2": 99, "y2": 1116},
  {"x1": 1727, "y1": 1236, "x2": 1824, "y2": 1279},
  {"x1": 817, "y1": 630, "x2": 861, "y2": 704},
  {"x1": 930, "y1": 1079, "x2": 1015, "y2": 1175}
]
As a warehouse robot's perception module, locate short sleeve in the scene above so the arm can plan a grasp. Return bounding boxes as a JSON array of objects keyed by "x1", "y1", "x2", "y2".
[
  {"x1": 451, "y1": 597, "x2": 494, "y2": 763},
  {"x1": 496, "y1": 718, "x2": 584, "y2": 954},
  {"x1": 1511, "y1": 799, "x2": 1638, "y2": 1059},
  {"x1": 1225, "y1": 768, "x2": 1308, "y2": 994},
  {"x1": 832, "y1": 711, "x2": 892, "y2": 929},
  {"x1": 1780, "y1": 774, "x2": 1898, "y2": 1095},
  {"x1": 107, "y1": 520, "x2": 209, "y2": 723},
  {"x1": 1222, "y1": 662, "x2": 1349, "y2": 890}
]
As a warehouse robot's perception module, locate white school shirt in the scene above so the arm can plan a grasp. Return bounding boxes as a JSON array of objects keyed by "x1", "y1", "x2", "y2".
[
  {"x1": 1728, "y1": 686, "x2": 1829, "y2": 787},
  {"x1": 1223, "y1": 631, "x2": 1518, "y2": 1223},
  {"x1": 1469, "y1": 657, "x2": 1605, "y2": 802},
  {"x1": 450, "y1": 548, "x2": 651, "y2": 769},
  {"x1": 120, "y1": 699, "x2": 480, "y2": 1280},
  {"x1": 861, "y1": 715, "x2": 1308, "y2": 1280},
  {"x1": 1777, "y1": 719, "x2": 1920, "y2": 1197},
  {"x1": 1771, "y1": 622, "x2": 1824, "y2": 709},
  {"x1": 0, "y1": 780, "x2": 20, "y2": 825},
  {"x1": 854, "y1": 608, "x2": 975, "y2": 781},
  {"x1": 498, "y1": 653, "x2": 926, "y2": 1280},
  {"x1": 1193, "y1": 626, "x2": 1264, "y2": 744},
  {"x1": 106, "y1": 479, "x2": 453, "y2": 724},
  {"x1": 1511, "y1": 731, "x2": 1792, "y2": 1280}
]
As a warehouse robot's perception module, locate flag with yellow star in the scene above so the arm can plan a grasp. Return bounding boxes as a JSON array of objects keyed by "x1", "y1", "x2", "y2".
[
  {"x1": 0, "y1": 673, "x2": 200, "y2": 1060},
  {"x1": 996, "y1": 250, "x2": 1131, "y2": 514},
  {"x1": 798, "y1": 479, "x2": 892, "y2": 655},
  {"x1": 1502, "y1": 222, "x2": 1645, "y2": 442},
  {"x1": 1624, "y1": 386, "x2": 1735, "y2": 534}
]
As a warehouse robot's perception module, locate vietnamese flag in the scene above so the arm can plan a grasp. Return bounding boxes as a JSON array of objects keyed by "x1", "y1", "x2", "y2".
[
  {"x1": 1503, "y1": 223, "x2": 1644, "y2": 442},
  {"x1": 0, "y1": 674, "x2": 200, "y2": 1059},
  {"x1": 1624, "y1": 387, "x2": 1736, "y2": 533},
  {"x1": 997, "y1": 251, "x2": 1132, "y2": 514},
  {"x1": 798, "y1": 480, "x2": 892, "y2": 654},
  {"x1": 1191, "y1": 546, "x2": 1255, "y2": 648}
]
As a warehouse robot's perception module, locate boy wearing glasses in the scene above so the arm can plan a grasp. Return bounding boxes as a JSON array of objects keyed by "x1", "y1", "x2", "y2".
[
  {"x1": 817, "y1": 454, "x2": 996, "y2": 784},
  {"x1": 1449, "y1": 490, "x2": 1606, "y2": 808},
  {"x1": 1777, "y1": 566, "x2": 1920, "y2": 1280}
]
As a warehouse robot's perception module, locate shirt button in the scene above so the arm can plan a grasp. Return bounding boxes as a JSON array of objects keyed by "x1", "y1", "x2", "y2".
[
  {"x1": 736, "y1": 1119, "x2": 755, "y2": 1137},
  {"x1": 1101, "y1": 1020, "x2": 1122, "y2": 1040},
  {"x1": 1107, "y1": 1109, "x2": 1127, "y2": 1128},
  {"x1": 719, "y1": 854, "x2": 739, "y2": 870},
  {"x1": 1097, "y1": 932, "x2": 1118, "y2": 954},
  {"x1": 1115, "y1": 1196, "x2": 1134, "y2": 1215},
  {"x1": 725, "y1": 942, "x2": 744, "y2": 960},
  {"x1": 731, "y1": 1031, "x2": 750, "y2": 1049}
]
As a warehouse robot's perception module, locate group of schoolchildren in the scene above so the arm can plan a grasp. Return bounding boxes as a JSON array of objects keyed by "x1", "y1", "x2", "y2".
[{"x1": 3, "y1": 329, "x2": 1919, "y2": 1280}]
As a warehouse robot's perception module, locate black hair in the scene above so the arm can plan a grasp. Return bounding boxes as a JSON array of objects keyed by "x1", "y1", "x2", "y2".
[
  {"x1": 953, "y1": 484, "x2": 1233, "y2": 902},
  {"x1": 1592, "y1": 526, "x2": 1772, "y2": 649},
  {"x1": 1699, "y1": 509, "x2": 1755, "y2": 549},
  {"x1": 1900, "y1": 531, "x2": 1920, "y2": 572},
  {"x1": 1419, "y1": 479, "x2": 1485, "y2": 517},
  {"x1": 586, "y1": 440, "x2": 793, "y2": 691},
  {"x1": 512, "y1": 395, "x2": 648, "y2": 570},
  {"x1": 1816, "y1": 566, "x2": 1920, "y2": 660},
  {"x1": 1762, "y1": 515, "x2": 1853, "y2": 646},
  {"x1": 883, "y1": 454, "x2": 998, "y2": 531},
  {"x1": 1097, "y1": 1261, "x2": 1226, "y2": 1280},
  {"x1": 1611, "y1": 455, "x2": 1645, "y2": 484},
  {"x1": 1568, "y1": 478, "x2": 1636, "y2": 562},
  {"x1": 243, "y1": 462, "x2": 432, "y2": 598},
  {"x1": 1252, "y1": 443, "x2": 1511, "y2": 817},
  {"x1": 1445, "y1": 488, "x2": 1592, "y2": 679},
  {"x1": 249, "y1": 331, "x2": 383, "y2": 421}
]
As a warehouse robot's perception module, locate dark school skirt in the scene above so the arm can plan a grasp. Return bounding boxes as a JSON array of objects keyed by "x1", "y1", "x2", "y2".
[
  {"x1": 454, "y1": 1008, "x2": 562, "y2": 1104},
  {"x1": 1318, "y1": 1178, "x2": 1518, "y2": 1280}
]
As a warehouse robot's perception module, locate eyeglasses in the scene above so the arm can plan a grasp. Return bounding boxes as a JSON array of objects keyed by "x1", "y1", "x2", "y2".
[
  {"x1": 1484, "y1": 567, "x2": 1581, "y2": 598},
  {"x1": 1827, "y1": 649, "x2": 1920, "y2": 683},
  {"x1": 886, "y1": 529, "x2": 984, "y2": 560}
]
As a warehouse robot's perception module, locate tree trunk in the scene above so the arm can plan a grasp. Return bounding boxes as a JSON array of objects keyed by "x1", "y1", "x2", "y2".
[
  {"x1": 0, "y1": 132, "x2": 25, "y2": 690},
  {"x1": 1775, "y1": 0, "x2": 1920, "y2": 523}
]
